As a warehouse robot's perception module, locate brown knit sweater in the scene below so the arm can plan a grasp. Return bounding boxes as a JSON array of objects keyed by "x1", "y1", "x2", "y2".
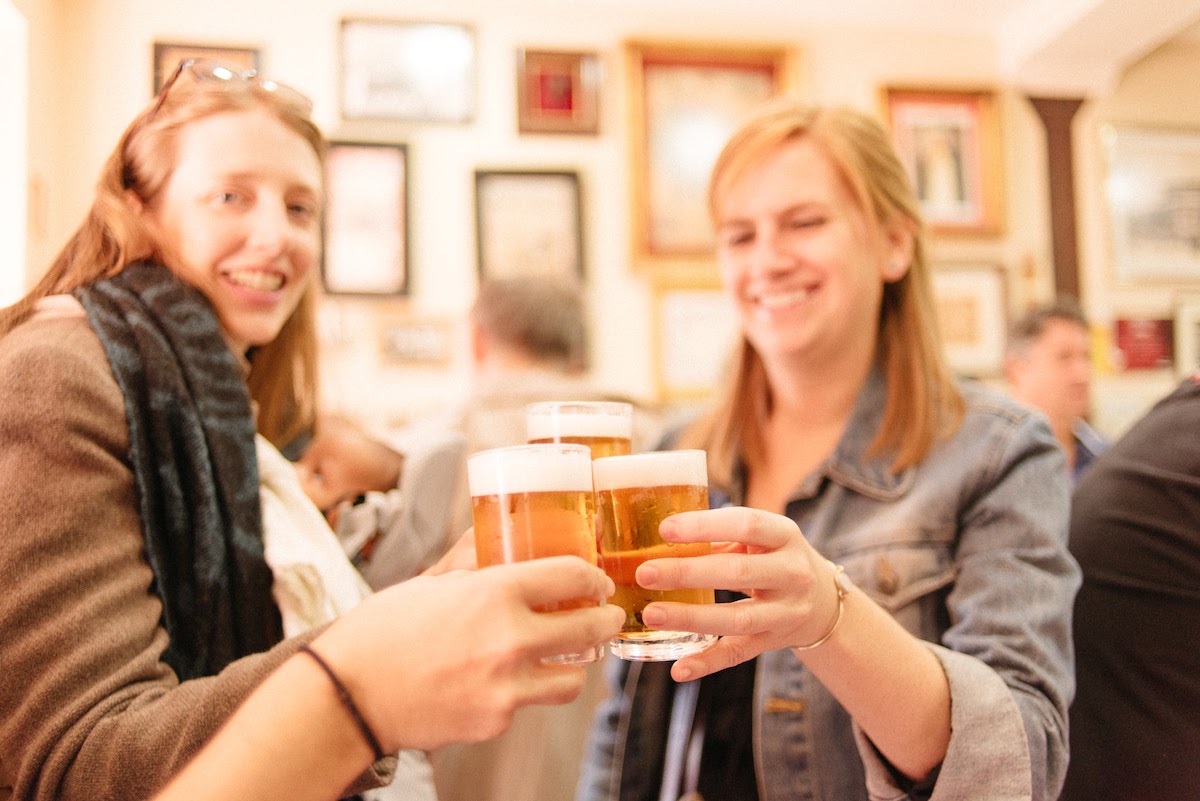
[{"x1": 0, "y1": 302, "x2": 385, "y2": 800}]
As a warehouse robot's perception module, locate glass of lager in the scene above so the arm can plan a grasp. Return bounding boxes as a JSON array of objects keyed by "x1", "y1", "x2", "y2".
[
  {"x1": 467, "y1": 443, "x2": 604, "y2": 665},
  {"x1": 591, "y1": 449, "x2": 717, "y2": 661},
  {"x1": 525, "y1": 401, "x2": 633, "y2": 460}
]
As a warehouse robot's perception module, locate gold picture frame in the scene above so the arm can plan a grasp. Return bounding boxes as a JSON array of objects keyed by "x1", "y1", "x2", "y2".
[
  {"x1": 626, "y1": 40, "x2": 795, "y2": 273},
  {"x1": 651, "y1": 274, "x2": 740, "y2": 403},
  {"x1": 882, "y1": 86, "x2": 1005, "y2": 236},
  {"x1": 930, "y1": 262, "x2": 1008, "y2": 377}
]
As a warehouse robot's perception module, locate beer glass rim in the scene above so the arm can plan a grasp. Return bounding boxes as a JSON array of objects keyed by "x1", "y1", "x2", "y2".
[
  {"x1": 467, "y1": 443, "x2": 594, "y2": 497},
  {"x1": 592, "y1": 448, "x2": 706, "y2": 466},
  {"x1": 525, "y1": 400, "x2": 633, "y2": 416},
  {"x1": 591, "y1": 449, "x2": 708, "y2": 490}
]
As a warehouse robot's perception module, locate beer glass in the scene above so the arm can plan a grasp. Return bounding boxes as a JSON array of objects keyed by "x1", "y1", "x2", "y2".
[
  {"x1": 467, "y1": 443, "x2": 603, "y2": 665},
  {"x1": 591, "y1": 450, "x2": 717, "y2": 661},
  {"x1": 525, "y1": 401, "x2": 633, "y2": 460}
]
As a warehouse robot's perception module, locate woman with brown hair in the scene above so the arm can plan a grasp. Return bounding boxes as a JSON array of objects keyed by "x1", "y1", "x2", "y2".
[
  {"x1": 0, "y1": 60, "x2": 621, "y2": 801},
  {"x1": 578, "y1": 101, "x2": 1078, "y2": 801}
]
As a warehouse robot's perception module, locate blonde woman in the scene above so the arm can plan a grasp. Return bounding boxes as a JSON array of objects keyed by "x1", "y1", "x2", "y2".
[{"x1": 579, "y1": 102, "x2": 1078, "y2": 801}]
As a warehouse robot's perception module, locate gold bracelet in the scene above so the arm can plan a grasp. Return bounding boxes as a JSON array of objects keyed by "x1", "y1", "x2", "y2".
[{"x1": 791, "y1": 563, "x2": 848, "y2": 651}]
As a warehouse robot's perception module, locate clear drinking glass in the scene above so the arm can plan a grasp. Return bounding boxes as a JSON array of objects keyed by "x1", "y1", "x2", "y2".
[
  {"x1": 591, "y1": 449, "x2": 717, "y2": 661},
  {"x1": 525, "y1": 401, "x2": 633, "y2": 460},
  {"x1": 467, "y1": 443, "x2": 604, "y2": 665}
]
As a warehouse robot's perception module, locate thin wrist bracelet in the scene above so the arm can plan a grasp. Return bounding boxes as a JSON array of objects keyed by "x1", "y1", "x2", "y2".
[
  {"x1": 792, "y1": 563, "x2": 849, "y2": 651},
  {"x1": 299, "y1": 643, "x2": 387, "y2": 762}
]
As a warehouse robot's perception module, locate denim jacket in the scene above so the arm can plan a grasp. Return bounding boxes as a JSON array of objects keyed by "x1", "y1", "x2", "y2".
[{"x1": 577, "y1": 373, "x2": 1080, "y2": 801}]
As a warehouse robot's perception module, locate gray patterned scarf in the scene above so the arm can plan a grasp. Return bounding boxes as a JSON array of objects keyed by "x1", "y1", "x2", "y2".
[{"x1": 74, "y1": 262, "x2": 281, "y2": 680}]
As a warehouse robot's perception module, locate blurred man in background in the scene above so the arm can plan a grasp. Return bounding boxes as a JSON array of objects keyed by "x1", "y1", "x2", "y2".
[{"x1": 1004, "y1": 297, "x2": 1108, "y2": 483}]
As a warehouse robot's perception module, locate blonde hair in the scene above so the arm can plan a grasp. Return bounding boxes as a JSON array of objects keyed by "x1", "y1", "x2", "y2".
[
  {"x1": 0, "y1": 77, "x2": 325, "y2": 449},
  {"x1": 679, "y1": 101, "x2": 964, "y2": 484}
]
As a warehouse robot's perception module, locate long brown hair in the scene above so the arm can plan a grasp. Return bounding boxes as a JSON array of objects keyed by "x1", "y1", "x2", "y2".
[
  {"x1": 679, "y1": 101, "x2": 964, "y2": 485},
  {"x1": 0, "y1": 77, "x2": 325, "y2": 449}
]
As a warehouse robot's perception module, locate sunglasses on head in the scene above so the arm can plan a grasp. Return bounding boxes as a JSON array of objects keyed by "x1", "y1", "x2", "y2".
[{"x1": 151, "y1": 58, "x2": 313, "y2": 118}]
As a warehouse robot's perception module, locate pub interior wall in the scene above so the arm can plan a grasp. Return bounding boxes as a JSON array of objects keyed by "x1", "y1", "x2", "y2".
[{"x1": 17, "y1": 0, "x2": 1200, "y2": 434}]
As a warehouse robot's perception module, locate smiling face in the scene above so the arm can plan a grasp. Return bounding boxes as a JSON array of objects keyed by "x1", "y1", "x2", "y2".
[
  {"x1": 714, "y1": 136, "x2": 912, "y2": 375},
  {"x1": 141, "y1": 108, "x2": 323, "y2": 355}
]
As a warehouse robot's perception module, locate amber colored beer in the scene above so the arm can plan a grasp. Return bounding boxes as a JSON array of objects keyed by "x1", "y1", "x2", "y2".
[
  {"x1": 591, "y1": 450, "x2": 717, "y2": 661},
  {"x1": 468, "y1": 444, "x2": 602, "y2": 664},
  {"x1": 526, "y1": 402, "x2": 633, "y2": 460}
]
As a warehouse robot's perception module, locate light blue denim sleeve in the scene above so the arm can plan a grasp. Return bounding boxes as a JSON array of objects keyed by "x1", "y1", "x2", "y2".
[{"x1": 854, "y1": 399, "x2": 1079, "y2": 801}]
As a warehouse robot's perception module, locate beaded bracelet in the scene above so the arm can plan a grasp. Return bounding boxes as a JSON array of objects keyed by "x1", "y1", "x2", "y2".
[
  {"x1": 299, "y1": 643, "x2": 386, "y2": 762},
  {"x1": 792, "y1": 563, "x2": 849, "y2": 651}
]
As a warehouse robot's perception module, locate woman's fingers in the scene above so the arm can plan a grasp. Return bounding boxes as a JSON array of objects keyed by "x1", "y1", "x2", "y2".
[{"x1": 658, "y1": 506, "x2": 799, "y2": 550}]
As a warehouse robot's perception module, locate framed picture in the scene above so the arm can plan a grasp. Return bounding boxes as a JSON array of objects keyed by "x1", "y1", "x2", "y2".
[
  {"x1": 1102, "y1": 125, "x2": 1200, "y2": 284},
  {"x1": 516, "y1": 49, "x2": 601, "y2": 134},
  {"x1": 339, "y1": 18, "x2": 475, "y2": 123},
  {"x1": 1114, "y1": 317, "x2": 1174, "y2": 370},
  {"x1": 1174, "y1": 297, "x2": 1200, "y2": 377},
  {"x1": 930, "y1": 263, "x2": 1008, "y2": 377},
  {"x1": 152, "y1": 42, "x2": 260, "y2": 94},
  {"x1": 627, "y1": 40, "x2": 794, "y2": 269},
  {"x1": 882, "y1": 86, "x2": 1004, "y2": 236},
  {"x1": 379, "y1": 317, "x2": 453, "y2": 366},
  {"x1": 651, "y1": 275, "x2": 740, "y2": 402},
  {"x1": 322, "y1": 142, "x2": 408, "y2": 296},
  {"x1": 474, "y1": 170, "x2": 583, "y2": 281}
]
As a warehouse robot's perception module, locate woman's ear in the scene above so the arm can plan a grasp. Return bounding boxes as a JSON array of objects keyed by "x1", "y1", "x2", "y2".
[{"x1": 880, "y1": 218, "x2": 916, "y2": 282}]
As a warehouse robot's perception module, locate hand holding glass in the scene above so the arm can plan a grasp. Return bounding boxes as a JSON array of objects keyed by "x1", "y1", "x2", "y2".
[
  {"x1": 468, "y1": 443, "x2": 604, "y2": 665},
  {"x1": 592, "y1": 450, "x2": 717, "y2": 661}
]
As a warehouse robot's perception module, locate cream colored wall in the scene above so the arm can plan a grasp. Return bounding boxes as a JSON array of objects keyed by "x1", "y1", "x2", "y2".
[
  {"x1": 19, "y1": 0, "x2": 1188, "y2": 433},
  {"x1": 1, "y1": 1, "x2": 28, "y2": 307}
]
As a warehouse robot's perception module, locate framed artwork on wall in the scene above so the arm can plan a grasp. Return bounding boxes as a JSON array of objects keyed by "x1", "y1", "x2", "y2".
[
  {"x1": 516, "y1": 49, "x2": 601, "y2": 134},
  {"x1": 379, "y1": 316, "x2": 453, "y2": 366},
  {"x1": 626, "y1": 40, "x2": 794, "y2": 271},
  {"x1": 1102, "y1": 125, "x2": 1200, "y2": 284},
  {"x1": 651, "y1": 275, "x2": 740, "y2": 403},
  {"x1": 1113, "y1": 317, "x2": 1174, "y2": 370},
  {"x1": 882, "y1": 86, "x2": 1004, "y2": 236},
  {"x1": 152, "y1": 42, "x2": 260, "y2": 94},
  {"x1": 474, "y1": 169, "x2": 584, "y2": 281},
  {"x1": 322, "y1": 141, "x2": 408, "y2": 296},
  {"x1": 930, "y1": 263, "x2": 1008, "y2": 377},
  {"x1": 339, "y1": 18, "x2": 475, "y2": 123}
]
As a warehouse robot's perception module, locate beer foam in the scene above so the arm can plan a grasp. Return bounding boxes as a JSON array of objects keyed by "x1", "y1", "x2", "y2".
[
  {"x1": 591, "y1": 450, "x2": 708, "y2": 491},
  {"x1": 468, "y1": 444, "x2": 594, "y2": 496},
  {"x1": 526, "y1": 411, "x2": 632, "y2": 441}
]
